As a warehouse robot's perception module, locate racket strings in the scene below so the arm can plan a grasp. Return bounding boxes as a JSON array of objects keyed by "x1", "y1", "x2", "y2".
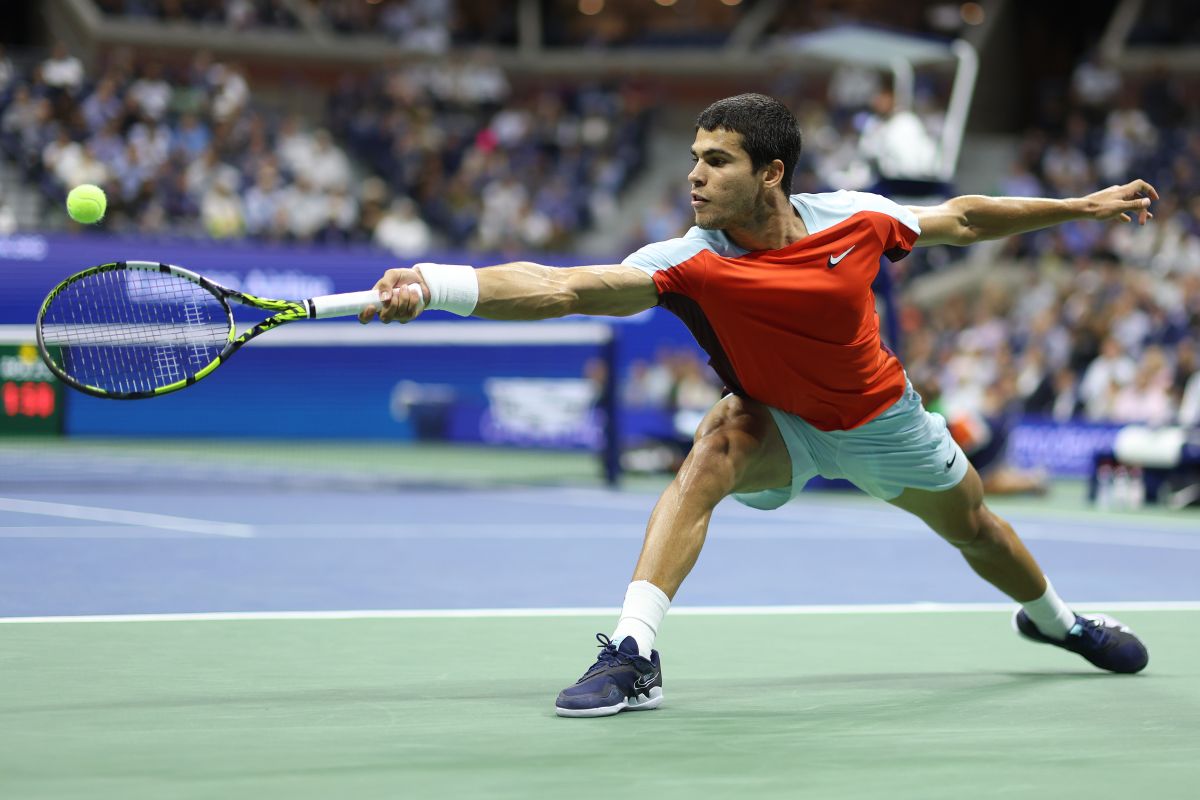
[{"x1": 40, "y1": 268, "x2": 230, "y2": 394}]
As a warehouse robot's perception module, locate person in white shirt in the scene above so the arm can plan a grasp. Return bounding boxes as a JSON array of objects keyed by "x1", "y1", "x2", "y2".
[
  {"x1": 308, "y1": 129, "x2": 351, "y2": 192},
  {"x1": 129, "y1": 62, "x2": 172, "y2": 121},
  {"x1": 373, "y1": 197, "x2": 432, "y2": 256},
  {"x1": 42, "y1": 42, "x2": 83, "y2": 93},
  {"x1": 42, "y1": 130, "x2": 83, "y2": 189},
  {"x1": 1079, "y1": 337, "x2": 1137, "y2": 418}
]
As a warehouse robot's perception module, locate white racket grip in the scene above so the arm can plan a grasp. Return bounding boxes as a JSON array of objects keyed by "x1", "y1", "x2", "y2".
[
  {"x1": 308, "y1": 290, "x2": 386, "y2": 319},
  {"x1": 308, "y1": 286, "x2": 427, "y2": 319}
]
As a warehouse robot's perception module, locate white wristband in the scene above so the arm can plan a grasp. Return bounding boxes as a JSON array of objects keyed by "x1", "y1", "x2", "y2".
[{"x1": 413, "y1": 263, "x2": 478, "y2": 317}]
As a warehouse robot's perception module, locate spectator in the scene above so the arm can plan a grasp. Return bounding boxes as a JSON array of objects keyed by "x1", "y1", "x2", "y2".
[
  {"x1": 42, "y1": 42, "x2": 83, "y2": 94},
  {"x1": 209, "y1": 63, "x2": 249, "y2": 121},
  {"x1": 309, "y1": 129, "x2": 352, "y2": 191},
  {"x1": 277, "y1": 115, "x2": 316, "y2": 175},
  {"x1": 1023, "y1": 366, "x2": 1082, "y2": 422},
  {"x1": 128, "y1": 116, "x2": 171, "y2": 170},
  {"x1": 88, "y1": 117, "x2": 126, "y2": 167},
  {"x1": 129, "y1": 62, "x2": 172, "y2": 121},
  {"x1": 374, "y1": 197, "x2": 433, "y2": 256},
  {"x1": 322, "y1": 185, "x2": 360, "y2": 243},
  {"x1": 858, "y1": 87, "x2": 941, "y2": 181},
  {"x1": 1110, "y1": 350, "x2": 1174, "y2": 425},
  {"x1": 81, "y1": 77, "x2": 123, "y2": 131},
  {"x1": 60, "y1": 143, "x2": 112, "y2": 189},
  {"x1": 1079, "y1": 337, "x2": 1137, "y2": 418},
  {"x1": 42, "y1": 129, "x2": 83, "y2": 189},
  {"x1": 201, "y1": 172, "x2": 245, "y2": 239},
  {"x1": 282, "y1": 174, "x2": 329, "y2": 240},
  {"x1": 185, "y1": 145, "x2": 235, "y2": 199},
  {"x1": 242, "y1": 164, "x2": 285, "y2": 236},
  {"x1": 172, "y1": 112, "x2": 211, "y2": 159}
]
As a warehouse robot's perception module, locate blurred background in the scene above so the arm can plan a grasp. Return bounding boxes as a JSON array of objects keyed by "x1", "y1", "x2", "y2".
[{"x1": 1, "y1": 0, "x2": 1199, "y2": 507}]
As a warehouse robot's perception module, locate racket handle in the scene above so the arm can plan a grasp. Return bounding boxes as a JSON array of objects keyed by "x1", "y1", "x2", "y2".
[{"x1": 308, "y1": 290, "x2": 384, "y2": 319}]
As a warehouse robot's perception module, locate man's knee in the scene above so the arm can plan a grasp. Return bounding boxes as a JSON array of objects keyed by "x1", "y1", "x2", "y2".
[
  {"x1": 945, "y1": 505, "x2": 1008, "y2": 551},
  {"x1": 694, "y1": 394, "x2": 766, "y2": 441},
  {"x1": 685, "y1": 395, "x2": 789, "y2": 491},
  {"x1": 688, "y1": 418, "x2": 759, "y2": 475}
]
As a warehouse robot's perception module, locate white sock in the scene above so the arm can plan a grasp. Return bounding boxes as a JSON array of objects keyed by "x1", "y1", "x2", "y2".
[
  {"x1": 610, "y1": 580, "x2": 671, "y2": 657},
  {"x1": 1021, "y1": 577, "x2": 1076, "y2": 640}
]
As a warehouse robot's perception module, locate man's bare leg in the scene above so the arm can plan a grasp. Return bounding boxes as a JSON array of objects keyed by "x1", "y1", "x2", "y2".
[
  {"x1": 631, "y1": 394, "x2": 792, "y2": 598},
  {"x1": 887, "y1": 463, "x2": 1148, "y2": 673},
  {"x1": 555, "y1": 394, "x2": 792, "y2": 717},
  {"x1": 887, "y1": 463, "x2": 1045, "y2": 601}
]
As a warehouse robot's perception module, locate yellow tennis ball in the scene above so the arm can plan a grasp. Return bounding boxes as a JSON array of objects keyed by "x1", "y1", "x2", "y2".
[{"x1": 66, "y1": 184, "x2": 107, "y2": 224}]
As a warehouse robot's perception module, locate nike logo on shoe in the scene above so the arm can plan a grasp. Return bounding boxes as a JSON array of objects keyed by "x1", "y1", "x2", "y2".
[
  {"x1": 827, "y1": 246, "x2": 854, "y2": 268},
  {"x1": 632, "y1": 672, "x2": 659, "y2": 692},
  {"x1": 945, "y1": 451, "x2": 958, "y2": 470}
]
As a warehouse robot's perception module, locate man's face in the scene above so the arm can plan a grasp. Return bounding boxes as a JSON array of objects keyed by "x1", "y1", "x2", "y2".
[{"x1": 688, "y1": 127, "x2": 764, "y2": 230}]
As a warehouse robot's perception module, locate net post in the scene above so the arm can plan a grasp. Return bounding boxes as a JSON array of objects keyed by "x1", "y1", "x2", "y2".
[{"x1": 601, "y1": 325, "x2": 621, "y2": 487}]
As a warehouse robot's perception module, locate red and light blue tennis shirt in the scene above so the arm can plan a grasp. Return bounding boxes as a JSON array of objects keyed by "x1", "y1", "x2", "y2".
[{"x1": 624, "y1": 190, "x2": 921, "y2": 431}]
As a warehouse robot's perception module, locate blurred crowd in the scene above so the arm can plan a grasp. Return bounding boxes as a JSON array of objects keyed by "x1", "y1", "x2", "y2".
[
  {"x1": 328, "y1": 58, "x2": 649, "y2": 253},
  {"x1": 902, "y1": 63, "x2": 1200, "y2": 433},
  {"x1": 94, "y1": 0, "x2": 300, "y2": 29},
  {"x1": 96, "y1": 0, "x2": 514, "y2": 48},
  {"x1": 0, "y1": 42, "x2": 647, "y2": 254},
  {"x1": 904, "y1": 252, "x2": 1200, "y2": 426}
]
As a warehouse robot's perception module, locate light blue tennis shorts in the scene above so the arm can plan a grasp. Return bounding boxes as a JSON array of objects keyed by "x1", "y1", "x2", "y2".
[{"x1": 734, "y1": 380, "x2": 969, "y2": 508}]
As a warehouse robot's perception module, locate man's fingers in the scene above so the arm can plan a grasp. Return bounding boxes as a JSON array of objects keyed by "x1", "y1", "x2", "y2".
[{"x1": 361, "y1": 270, "x2": 425, "y2": 324}]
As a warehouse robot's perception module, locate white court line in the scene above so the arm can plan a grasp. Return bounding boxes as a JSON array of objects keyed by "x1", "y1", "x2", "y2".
[
  {"x1": 0, "y1": 497, "x2": 255, "y2": 538},
  {"x1": 3, "y1": 601, "x2": 1199, "y2": 624}
]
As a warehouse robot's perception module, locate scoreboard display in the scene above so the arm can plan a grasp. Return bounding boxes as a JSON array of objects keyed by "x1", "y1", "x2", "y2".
[{"x1": 0, "y1": 343, "x2": 62, "y2": 436}]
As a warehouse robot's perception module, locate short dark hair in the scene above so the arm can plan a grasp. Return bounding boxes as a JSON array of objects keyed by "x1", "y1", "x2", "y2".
[{"x1": 696, "y1": 93, "x2": 802, "y2": 196}]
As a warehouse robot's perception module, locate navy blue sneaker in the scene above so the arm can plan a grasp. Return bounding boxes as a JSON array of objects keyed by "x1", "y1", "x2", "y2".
[
  {"x1": 555, "y1": 634, "x2": 663, "y2": 718},
  {"x1": 1013, "y1": 610, "x2": 1149, "y2": 674}
]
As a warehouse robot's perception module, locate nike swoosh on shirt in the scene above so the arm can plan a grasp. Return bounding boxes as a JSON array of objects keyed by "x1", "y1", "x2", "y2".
[
  {"x1": 945, "y1": 451, "x2": 958, "y2": 471},
  {"x1": 827, "y1": 246, "x2": 855, "y2": 268}
]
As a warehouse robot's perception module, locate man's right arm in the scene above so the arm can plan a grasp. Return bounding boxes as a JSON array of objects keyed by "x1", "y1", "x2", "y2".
[{"x1": 360, "y1": 262, "x2": 659, "y2": 324}]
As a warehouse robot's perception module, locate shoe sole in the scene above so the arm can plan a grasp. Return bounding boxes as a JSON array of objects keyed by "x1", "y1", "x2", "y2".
[{"x1": 555, "y1": 688, "x2": 663, "y2": 718}]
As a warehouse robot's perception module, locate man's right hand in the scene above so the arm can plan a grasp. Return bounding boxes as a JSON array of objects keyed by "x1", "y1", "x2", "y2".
[{"x1": 358, "y1": 268, "x2": 429, "y2": 324}]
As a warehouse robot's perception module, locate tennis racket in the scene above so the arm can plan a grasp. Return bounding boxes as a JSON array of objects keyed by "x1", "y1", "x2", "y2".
[{"x1": 36, "y1": 260, "x2": 384, "y2": 399}]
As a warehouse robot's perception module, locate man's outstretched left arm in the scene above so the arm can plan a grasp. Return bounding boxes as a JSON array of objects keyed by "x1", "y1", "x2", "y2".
[{"x1": 908, "y1": 179, "x2": 1159, "y2": 247}]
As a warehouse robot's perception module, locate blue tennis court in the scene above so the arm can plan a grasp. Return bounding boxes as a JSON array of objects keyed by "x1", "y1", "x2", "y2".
[{"x1": 3, "y1": 440, "x2": 1199, "y2": 617}]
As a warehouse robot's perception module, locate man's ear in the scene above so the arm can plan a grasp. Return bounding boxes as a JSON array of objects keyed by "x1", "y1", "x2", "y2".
[{"x1": 762, "y1": 159, "x2": 785, "y2": 190}]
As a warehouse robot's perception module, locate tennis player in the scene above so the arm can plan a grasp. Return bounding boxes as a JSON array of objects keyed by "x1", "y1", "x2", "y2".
[{"x1": 362, "y1": 94, "x2": 1154, "y2": 718}]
